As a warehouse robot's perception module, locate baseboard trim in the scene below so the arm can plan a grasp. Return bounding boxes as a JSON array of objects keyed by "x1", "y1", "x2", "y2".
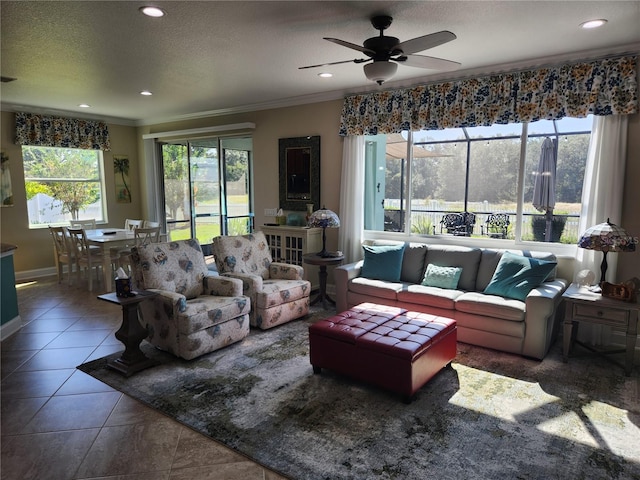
[
  {"x1": 1, "y1": 315, "x2": 23, "y2": 341},
  {"x1": 15, "y1": 267, "x2": 58, "y2": 282}
]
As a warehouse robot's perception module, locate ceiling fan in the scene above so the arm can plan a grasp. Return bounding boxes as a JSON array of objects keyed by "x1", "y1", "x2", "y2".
[{"x1": 300, "y1": 15, "x2": 460, "y2": 85}]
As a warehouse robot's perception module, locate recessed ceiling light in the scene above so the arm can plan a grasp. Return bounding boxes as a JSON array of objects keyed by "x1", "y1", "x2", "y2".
[
  {"x1": 78, "y1": 104, "x2": 90, "y2": 108},
  {"x1": 580, "y1": 19, "x2": 607, "y2": 29},
  {"x1": 139, "y1": 6, "x2": 165, "y2": 18},
  {"x1": 140, "y1": 90, "x2": 153, "y2": 96},
  {"x1": 318, "y1": 72, "x2": 333, "y2": 78}
]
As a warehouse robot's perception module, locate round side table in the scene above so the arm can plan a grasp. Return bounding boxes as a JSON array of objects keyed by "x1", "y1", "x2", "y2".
[{"x1": 302, "y1": 253, "x2": 344, "y2": 309}]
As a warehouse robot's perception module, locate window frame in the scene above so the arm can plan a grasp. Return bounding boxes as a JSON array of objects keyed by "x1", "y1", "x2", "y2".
[
  {"x1": 21, "y1": 145, "x2": 107, "y2": 229},
  {"x1": 363, "y1": 117, "x2": 592, "y2": 255}
]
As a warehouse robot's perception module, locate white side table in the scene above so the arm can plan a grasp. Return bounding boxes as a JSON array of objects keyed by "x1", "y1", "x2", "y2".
[{"x1": 562, "y1": 283, "x2": 639, "y2": 376}]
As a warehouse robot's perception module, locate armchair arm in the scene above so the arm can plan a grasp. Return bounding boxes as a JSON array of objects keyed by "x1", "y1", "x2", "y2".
[
  {"x1": 221, "y1": 272, "x2": 264, "y2": 299},
  {"x1": 269, "y1": 262, "x2": 304, "y2": 280},
  {"x1": 203, "y1": 275, "x2": 243, "y2": 297},
  {"x1": 145, "y1": 288, "x2": 187, "y2": 310},
  {"x1": 334, "y1": 260, "x2": 364, "y2": 312}
]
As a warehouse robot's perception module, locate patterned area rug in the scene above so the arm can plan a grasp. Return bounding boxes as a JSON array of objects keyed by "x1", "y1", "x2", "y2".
[{"x1": 78, "y1": 309, "x2": 640, "y2": 480}]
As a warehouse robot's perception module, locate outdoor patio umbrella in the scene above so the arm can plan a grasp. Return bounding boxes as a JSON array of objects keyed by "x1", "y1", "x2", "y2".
[{"x1": 532, "y1": 137, "x2": 558, "y2": 242}]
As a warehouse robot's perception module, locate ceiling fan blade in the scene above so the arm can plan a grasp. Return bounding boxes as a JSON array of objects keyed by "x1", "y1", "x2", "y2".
[
  {"x1": 397, "y1": 54, "x2": 461, "y2": 71},
  {"x1": 396, "y1": 31, "x2": 457, "y2": 55},
  {"x1": 299, "y1": 58, "x2": 369, "y2": 70},
  {"x1": 324, "y1": 37, "x2": 376, "y2": 55}
]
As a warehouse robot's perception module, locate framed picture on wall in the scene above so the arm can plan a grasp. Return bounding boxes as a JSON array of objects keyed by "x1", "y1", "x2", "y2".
[{"x1": 113, "y1": 155, "x2": 132, "y2": 203}]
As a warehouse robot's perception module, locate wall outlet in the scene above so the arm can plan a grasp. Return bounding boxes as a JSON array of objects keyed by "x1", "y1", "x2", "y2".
[{"x1": 264, "y1": 208, "x2": 278, "y2": 217}]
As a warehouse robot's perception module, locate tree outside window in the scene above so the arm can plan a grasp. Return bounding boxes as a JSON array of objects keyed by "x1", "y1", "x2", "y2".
[{"x1": 22, "y1": 146, "x2": 105, "y2": 226}]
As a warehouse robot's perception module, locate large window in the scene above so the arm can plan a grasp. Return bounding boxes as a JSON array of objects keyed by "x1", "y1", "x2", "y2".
[
  {"x1": 161, "y1": 135, "x2": 253, "y2": 245},
  {"x1": 364, "y1": 117, "x2": 592, "y2": 244},
  {"x1": 22, "y1": 146, "x2": 106, "y2": 227}
]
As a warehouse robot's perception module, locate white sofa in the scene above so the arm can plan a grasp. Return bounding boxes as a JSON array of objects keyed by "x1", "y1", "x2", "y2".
[{"x1": 335, "y1": 242, "x2": 574, "y2": 360}]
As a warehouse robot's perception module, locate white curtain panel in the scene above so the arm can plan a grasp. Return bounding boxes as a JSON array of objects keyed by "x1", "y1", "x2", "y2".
[
  {"x1": 338, "y1": 136, "x2": 365, "y2": 264},
  {"x1": 575, "y1": 114, "x2": 629, "y2": 345}
]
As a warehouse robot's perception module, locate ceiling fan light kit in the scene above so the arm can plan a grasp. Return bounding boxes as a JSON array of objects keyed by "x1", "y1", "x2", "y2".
[
  {"x1": 300, "y1": 15, "x2": 460, "y2": 85},
  {"x1": 364, "y1": 61, "x2": 398, "y2": 85}
]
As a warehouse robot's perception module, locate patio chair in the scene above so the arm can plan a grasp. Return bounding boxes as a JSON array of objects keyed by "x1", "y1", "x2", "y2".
[
  {"x1": 440, "y1": 212, "x2": 475, "y2": 236},
  {"x1": 211, "y1": 231, "x2": 311, "y2": 329},
  {"x1": 482, "y1": 213, "x2": 510, "y2": 239},
  {"x1": 129, "y1": 239, "x2": 251, "y2": 360}
]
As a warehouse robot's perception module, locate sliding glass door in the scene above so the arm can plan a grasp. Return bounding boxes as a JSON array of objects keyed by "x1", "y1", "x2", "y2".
[{"x1": 161, "y1": 135, "x2": 253, "y2": 245}]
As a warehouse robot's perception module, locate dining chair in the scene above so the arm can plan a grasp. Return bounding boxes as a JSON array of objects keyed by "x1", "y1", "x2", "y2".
[
  {"x1": 67, "y1": 227, "x2": 119, "y2": 291},
  {"x1": 134, "y1": 226, "x2": 161, "y2": 245},
  {"x1": 69, "y1": 218, "x2": 96, "y2": 230},
  {"x1": 124, "y1": 218, "x2": 143, "y2": 231},
  {"x1": 48, "y1": 226, "x2": 75, "y2": 285},
  {"x1": 118, "y1": 226, "x2": 161, "y2": 271},
  {"x1": 143, "y1": 220, "x2": 160, "y2": 228}
]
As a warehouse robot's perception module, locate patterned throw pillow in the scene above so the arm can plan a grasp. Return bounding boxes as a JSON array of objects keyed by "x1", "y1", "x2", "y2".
[{"x1": 421, "y1": 264, "x2": 463, "y2": 289}]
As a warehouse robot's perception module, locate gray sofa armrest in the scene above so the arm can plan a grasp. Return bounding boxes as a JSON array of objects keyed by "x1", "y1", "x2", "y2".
[
  {"x1": 335, "y1": 260, "x2": 364, "y2": 313},
  {"x1": 522, "y1": 278, "x2": 569, "y2": 359}
]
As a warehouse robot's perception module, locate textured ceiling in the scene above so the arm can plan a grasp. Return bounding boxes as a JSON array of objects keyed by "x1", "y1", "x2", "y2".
[{"x1": 1, "y1": 1, "x2": 639, "y2": 125}]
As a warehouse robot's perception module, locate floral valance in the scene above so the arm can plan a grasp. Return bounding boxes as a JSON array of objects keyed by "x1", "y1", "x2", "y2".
[
  {"x1": 15, "y1": 112, "x2": 111, "y2": 150},
  {"x1": 339, "y1": 55, "x2": 638, "y2": 136}
]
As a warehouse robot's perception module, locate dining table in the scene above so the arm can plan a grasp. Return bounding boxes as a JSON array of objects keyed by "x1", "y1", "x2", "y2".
[{"x1": 85, "y1": 228, "x2": 166, "y2": 293}]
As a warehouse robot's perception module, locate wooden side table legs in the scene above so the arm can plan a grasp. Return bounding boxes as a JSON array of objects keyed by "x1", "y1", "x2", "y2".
[
  {"x1": 98, "y1": 291, "x2": 158, "y2": 377},
  {"x1": 310, "y1": 265, "x2": 335, "y2": 310}
]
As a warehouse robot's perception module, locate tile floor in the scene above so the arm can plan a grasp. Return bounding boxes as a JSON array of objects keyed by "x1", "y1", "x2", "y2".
[{"x1": 1, "y1": 275, "x2": 287, "y2": 480}]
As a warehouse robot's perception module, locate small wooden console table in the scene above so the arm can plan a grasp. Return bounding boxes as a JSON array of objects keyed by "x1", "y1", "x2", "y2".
[
  {"x1": 97, "y1": 290, "x2": 158, "y2": 377},
  {"x1": 562, "y1": 283, "x2": 638, "y2": 376}
]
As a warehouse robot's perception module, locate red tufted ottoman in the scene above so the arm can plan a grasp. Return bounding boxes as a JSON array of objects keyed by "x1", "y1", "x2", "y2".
[{"x1": 309, "y1": 302, "x2": 457, "y2": 402}]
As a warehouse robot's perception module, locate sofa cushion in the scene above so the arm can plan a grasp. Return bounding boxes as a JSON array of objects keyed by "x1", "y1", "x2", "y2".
[
  {"x1": 398, "y1": 285, "x2": 464, "y2": 310},
  {"x1": 348, "y1": 277, "x2": 404, "y2": 301},
  {"x1": 423, "y1": 245, "x2": 482, "y2": 291},
  {"x1": 361, "y1": 244, "x2": 406, "y2": 282},
  {"x1": 483, "y1": 252, "x2": 557, "y2": 301},
  {"x1": 455, "y1": 292, "x2": 526, "y2": 321},
  {"x1": 421, "y1": 264, "x2": 462, "y2": 289},
  {"x1": 177, "y1": 296, "x2": 251, "y2": 335},
  {"x1": 255, "y1": 279, "x2": 310, "y2": 309}
]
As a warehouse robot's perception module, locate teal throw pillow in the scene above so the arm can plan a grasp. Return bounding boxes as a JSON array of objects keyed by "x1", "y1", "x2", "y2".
[
  {"x1": 483, "y1": 252, "x2": 557, "y2": 301},
  {"x1": 421, "y1": 264, "x2": 463, "y2": 289},
  {"x1": 361, "y1": 244, "x2": 405, "y2": 282}
]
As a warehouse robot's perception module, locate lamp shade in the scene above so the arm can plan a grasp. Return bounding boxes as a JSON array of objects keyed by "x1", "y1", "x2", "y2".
[
  {"x1": 364, "y1": 61, "x2": 398, "y2": 85},
  {"x1": 578, "y1": 219, "x2": 635, "y2": 253},
  {"x1": 308, "y1": 207, "x2": 340, "y2": 257},
  {"x1": 307, "y1": 208, "x2": 340, "y2": 229},
  {"x1": 578, "y1": 218, "x2": 636, "y2": 284}
]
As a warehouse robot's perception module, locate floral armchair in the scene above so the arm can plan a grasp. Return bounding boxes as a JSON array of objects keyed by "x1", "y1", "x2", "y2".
[
  {"x1": 211, "y1": 232, "x2": 310, "y2": 329},
  {"x1": 129, "y1": 239, "x2": 251, "y2": 360}
]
